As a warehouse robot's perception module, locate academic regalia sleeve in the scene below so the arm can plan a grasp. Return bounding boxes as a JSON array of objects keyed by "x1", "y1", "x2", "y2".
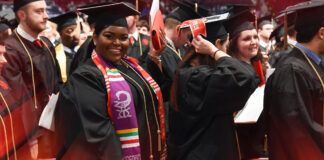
[
  {"x1": 265, "y1": 63, "x2": 324, "y2": 158},
  {"x1": 178, "y1": 57, "x2": 259, "y2": 115},
  {"x1": 143, "y1": 54, "x2": 173, "y2": 101},
  {"x1": 55, "y1": 61, "x2": 122, "y2": 158},
  {"x1": 68, "y1": 37, "x2": 95, "y2": 75}
]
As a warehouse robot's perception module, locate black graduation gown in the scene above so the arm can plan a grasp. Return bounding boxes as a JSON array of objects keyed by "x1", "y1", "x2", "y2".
[
  {"x1": 64, "y1": 50, "x2": 74, "y2": 75},
  {"x1": 145, "y1": 43, "x2": 182, "y2": 102},
  {"x1": 54, "y1": 59, "x2": 162, "y2": 160},
  {"x1": 1, "y1": 33, "x2": 61, "y2": 158},
  {"x1": 268, "y1": 44, "x2": 294, "y2": 68},
  {"x1": 264, "y1": 47, "x2": 324, "y2": 160},
  {"x1": 68, "y1": 36, "x2": 95, "y2": 75},
  {"x1": 126, "y1": 33, "x2": 150, "y2": 65},
  {"x1": 167, "y1": 57, "x2": 260, "y2": 160}
]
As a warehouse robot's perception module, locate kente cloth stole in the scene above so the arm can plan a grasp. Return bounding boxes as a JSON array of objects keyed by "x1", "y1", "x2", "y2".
[{"x1": 91, "y1": 50, "x2": 167, "y2": 159}]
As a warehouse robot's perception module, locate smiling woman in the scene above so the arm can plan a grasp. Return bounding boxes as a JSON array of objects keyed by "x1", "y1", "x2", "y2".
[
  {"x1": 54, "y1": 2, "x2": 167, "y2": 160},
  {"x1": 93, "y1": 26, "x2": 129, "y2": 65}
]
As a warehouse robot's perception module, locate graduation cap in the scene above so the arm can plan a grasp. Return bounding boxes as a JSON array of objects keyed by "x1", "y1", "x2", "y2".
[
  {"x1": 77, "y1": 2, "x2": 112, "y2": 25},
  {"x1": 280, "y1": 0, "x2": 324, "y2": 32},
  {"x1": 257, "y1": 14, "x2": 273, "y2": 29},
  {"x1": 77, "y1": 2, "x2": 140, "y2": 34},
  {"x1": 115, "y1": 0, "x2": 147, "y2": 12},
  {"x1": 14, "y1": 0, "x2": 43, "y2": 12},
  {"x1": 205, "y1": 22, "x2": 228, "y2": 44},
  {"x1": 49, "y1": 12, "x2": 78, "y2": 32},
  {"x1": 167, "y1": 0, "x2": 209, "y2": 22},
  {"x1": 225, "y1": 10, "x2": 255, "y2": 40},
  {"x1": 223, "y1": 3, "x2": 255, "y2": 15},
  {"x1": 270, "y1": 23, "x2": 284, "y2": 43}
]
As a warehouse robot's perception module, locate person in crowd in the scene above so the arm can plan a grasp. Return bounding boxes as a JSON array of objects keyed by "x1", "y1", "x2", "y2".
[
  {"x1": 54, "y1": 3, "x2": 167, "y2": 159},
  {"x1": 145, "y1": 0, "x2": 209, "y2": 104},
  {"x1": 39, "y1": 21, "x2": 60, "y2": 47},
  {"x1": 137, "y1": 19, "x2": 150, "y2": 36},
  {"x1": 124, "y1": 2, "x2": 150, "y2": 65},
  {"x1": 68, "y1": 2, "x2": 109, "y2": 75},
  {"x1": 268, "y1": 12, "x2": 297, "y2": 68},
  {"x1": 168, "y1": 19, "x2": 260, "y2": 159},
  {"x1": 0, "y1": 41, "x2": 12, "y2": 160},
  {"x1": 50, "y1": 11, "x2": 81, "y2": 82},
  {"x1": 1, "y1": 0, "x2": 61, "y2": 159},
  {"x1": 258, "y1": 15, "x2": 274, "y2": 54},
  {"x1": 225, "y1": 9, "x2": 270, "y2": 160},
  {"x1": 264, "y1": 1, "x2": 324, "y2": 159},
  {"x1": 0, "y1": 23, "x2": 12, "y2": 41}
]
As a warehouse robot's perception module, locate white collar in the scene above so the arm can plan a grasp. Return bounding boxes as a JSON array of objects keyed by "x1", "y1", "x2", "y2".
[
  {"x1": 63, "y1": 45, "x2": 79, "y2": 54},
  {"x1": 17, "y1": 25, "x2": 40, "y2": 42},
  {"x1": 288, "y1": 38, "x2": 297, "y2": 46},
  {"x1": 166, "y1": 37, "x2": 176, "y2": 49},
  {"x1": 129, "y1": 30, "x2": 139, "y2": 41},
  {"x1": 259, "y1": 40, "x2": 268, "y2": 48}
]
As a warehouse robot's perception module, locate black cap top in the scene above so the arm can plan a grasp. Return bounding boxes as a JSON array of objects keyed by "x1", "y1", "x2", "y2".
[
  {"x1": 78, "y1": 2, "x2": 140, "y2": 34},
  {"x1": 0, "y1": 23, "x2": 10, "y2": 32},
  {"x1": 14, "y1": 0, "x2": 43, "y2": 12},
  {"x1": 225, "y1": 10, "x2": 255, "y2": 40},
  {"x1": 223, "y1": 3, "x2": 255, "y2": 15},
  {"x1": 205, "y1": 22, "x2": 227, "y2": 43},
  {"x1": 275, "y1": 11, "x2": 296, "y2": 27},
  {"x1": 167, "y1": 0, "x2": 209, "y2": 22},
  {"x1": 49, "y1": 12, "x2": 78, "y2": 32},
  {"x1": 280, "y1": 0, "x2": 324, "y2": 32},
  {"x1": 257, "y1": 14, "x2": 273, "y2": 29},
  {"x1": 270, "y1": 23, "x2": 284, "y2": 43},
  {"x1": 77, "y1": 2, "x2": 112, "y2": 25}
]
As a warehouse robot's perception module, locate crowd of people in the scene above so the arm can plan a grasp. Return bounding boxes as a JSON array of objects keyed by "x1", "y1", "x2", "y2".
[{"x1": 0, "y1": 0, "x2": 324, "y2": 159}]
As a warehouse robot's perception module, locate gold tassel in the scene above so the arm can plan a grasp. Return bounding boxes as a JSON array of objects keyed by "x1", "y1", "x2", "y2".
[
  {"x1": 264, "y1": 134, "x2": 268, "y2": 152},
  {"x1": 150, "y1": 155, "x2": 154, "y2": 160},
  {"x1": 157, "y1": 129, "x2": 161, "y2": 151}
]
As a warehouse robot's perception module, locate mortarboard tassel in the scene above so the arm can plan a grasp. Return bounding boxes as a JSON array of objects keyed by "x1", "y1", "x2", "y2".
[{"x1": 284, "y1": 12, "x2": 288, "y2": 50}]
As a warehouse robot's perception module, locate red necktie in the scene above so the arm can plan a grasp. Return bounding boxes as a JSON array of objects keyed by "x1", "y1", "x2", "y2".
[
  {"x1": 129, "y1": 36, "x2": 134, "y2": 46},
  {"x1": 33, "y1": 39, "x2": 43, "y2": 48}
]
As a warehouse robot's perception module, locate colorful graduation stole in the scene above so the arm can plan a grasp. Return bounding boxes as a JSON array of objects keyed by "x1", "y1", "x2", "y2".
[{"x1": 91, "y1": 50, "x2": 167, "y2": 159}]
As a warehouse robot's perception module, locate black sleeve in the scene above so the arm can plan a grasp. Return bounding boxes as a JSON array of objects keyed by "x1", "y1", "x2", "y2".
[
  {"x1": 179, "y1": 57, "x2": 259, "y2": 115},
  {"x1": 264, "y1": 64, "x2": 324, "y2": 153},
  {"x1": 55, "y1": 64, "x2": 122, "y2": 158}
]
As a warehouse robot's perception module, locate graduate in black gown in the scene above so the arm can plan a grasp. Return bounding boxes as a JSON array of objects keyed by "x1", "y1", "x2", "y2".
[
  {"x1": 264, "y1": 1, "x2": 324, "y2": 159},
  {"x1": 268, "y1": 12, "x2": 297, "y2": 68},
  {"x1": 167, "y1": 17, "x2": 260, "y2": 159},
  {"x1": 257, "y1": 15, "x2": 274, "y2": 54},
  {"x1": 50, "y1": 12, "x2": 80, "y2": 82},
  {"x1": 1, "y1": 0, "x2": 61, "y2": 159},
  {"x1": 124, "y1": 2, "x2": 150, "y2": 65},
  {"x1": 225, "y1": 8, "x2": 270, "y2": 159},
  {"x1": 54, "y1": 3, "x2": 167, "y2": 159},
  {"x1": 68, "y1": 2, "x2": 108, "y2": 75}
]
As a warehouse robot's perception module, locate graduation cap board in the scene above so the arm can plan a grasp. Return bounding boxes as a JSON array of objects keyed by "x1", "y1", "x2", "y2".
[
  {"x1": 179, "y1": 12, "x2": 229, "y2": 39},
  {"x1": 77, "y1": 2, "x2": 112, "y2": 25},
  {"x1": 167, "y1": 0, "x2": 209, "y2": 22},
  {"x1": 14, "y1": 0, "x2": 43, "y2": 12},
  {"x1": 225, "y1": 10, "x2": 255, "y2": 40},
  {"x1": 257, "y1": 14, "x2": 273, "y2": 29},
  {"x1": 77, "y1": 2, "x2": 140, "y2": 20},
  {"x1": 49, "y1": 12, "x2": 78, "y2": 32},
  {"x1": 280, "y1": 0, "x2": 324, "y2": 31},
  {"x1": 150, "y1": 0, "x2": 165, "y2": 50},
  {"x1": 77, "y1": 2, "x2": 140, "y2": 34},
  {"x1": 280, "y1": 0, "x2": 324, "y2": 49}
]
